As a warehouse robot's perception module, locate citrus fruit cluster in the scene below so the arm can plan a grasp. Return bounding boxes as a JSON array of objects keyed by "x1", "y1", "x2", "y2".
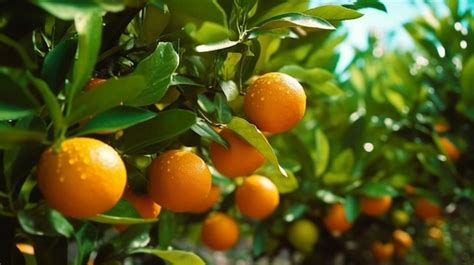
[{"x1": 36, "y1": 72, "x2": 306, "y2": 251}]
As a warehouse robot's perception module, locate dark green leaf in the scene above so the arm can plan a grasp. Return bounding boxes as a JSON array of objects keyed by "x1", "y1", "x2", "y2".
[
  {"x1": 74, "y1": 223, "x2": 98, "y2": 265},
  {"x1": 158, "y1": 211, "x2": 176, "y2": 249},
  {"x1": 344, "y1": 195, "x2": 360, "y2": 222},
  {"x1": 284, "y1": 203, "x2": 308, "y2": 222},
  {"x1": 77, "y1": 106, "x2": 156, "y2": 136},
  {"x1": 0, "y1": 127, "x2": 46, "y2": 149},
  {"x1": 314, "y1": 128, "x2": 330, "y2": 177},
  {"x1": 66, "y1": 13, "x2": 102, "y2": 106},
  {"x1": 41, "y1": 39, "x2": 77, "y2": 94},
  {"x1": 66, "y1": 75, "x2": 146, "y2": 125},
  {"x1": 257, "y1": 163, "x2": 298, "y2": 193},
  {"x1": 195, "y1": 39, "x2": 240, "y2": 53},
  {"x1": 357, "y1": 182, "x2": 398, "y2": 197},
  {"x1": 171, "y1": 75, "x2": 204, "y2": 86},
  {"x1": 127, "y1": 43, "x2": 180, "y2": 106},
  {"x1": 18, "y1": 204, "x2": 73, "y2": 237},
  {"x1": 0, "y1": 71, "x2": 39, "y2": 121},
  {"x1": 252, "y1": 13, "x2": 335, "y2": 32},
  {"x1": 305, "y1": 5, "x2": 363, "y2": 21},
  {"x1": 190, "y1": 118, "x2": 229, "y2": 148},
  {"x1": 197, "y1": 94, "x2": 216, "y2": 113},
  {"x1": 228, "y1": 117, "x2": 287, "y2": 178},
  {"x1": 252, "y1": 222, "x2": 266, "y2": 257},
  {"x1": 219, "y1": 80, "x2": 240, "y2": 101},
  {"x1": 458, "y1": 56, "x2": 474, "y2": 121},
  {"x1": 214, "y1": 93, "x2": 232, "y2": 123},
  {"x1": 131, "y1": 248, "x2": 205, "y2": 265},
  {"x1": 119, "y1": 109, "x2": 196, "y2": 153},
  {"x1": 343, "y1": 0, "x2": 387, "y2": 12}
]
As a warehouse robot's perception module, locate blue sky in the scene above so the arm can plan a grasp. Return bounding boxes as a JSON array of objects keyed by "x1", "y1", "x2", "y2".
[{"x1": 308, "y1": 0, "x2": 465, "y2": 71}]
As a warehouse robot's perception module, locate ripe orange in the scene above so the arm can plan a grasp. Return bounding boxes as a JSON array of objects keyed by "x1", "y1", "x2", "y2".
[
  {"x1": 115, "y1": 188, "x2": 161, "y2": 231},
  {"x1": 235, "y1": 175, "x2": 279, "y2": 219},
  {"x1": 209, "y1": 129, "x2": 265, "y2": 178},
  {"x1": 392, "y1": 229, "x2": 413, "y2": 257},
  {"x1": 323, "y1": 203, "x2": 353, "y2": 233},
  {"x1": 243, "y1": 72, "x2": 306, "y2": 133},
  {"x1": 201, "y1": 212, "x2": 239, "y2": 251},
  {"x1": 404, "y1": 184, "x2": 417, "y2": 195},
  {"x1": 360, "y1": 196, "x2": 392, "y2": 216},
  {"x1": 85, "y1": 78, "x2": 106, "y2": 91},
  {"x1": 37, "y1": 137, "x2": 126, "y2": 218},
  {"x1": 371, "y1": 241, "x2": 394, "y2": 262},
  {"x1": 414, "y1": 198, "x2": 441, "y2": 221},
  {"x1": 438, "y1": 137, "x2": 460, "y2": 161},
  {"x1": 148, "y1": 150, "x2": 211, "y2": 212},
  {"x1": 189, "y1": 185, "x2": 221, "y2": 213}
]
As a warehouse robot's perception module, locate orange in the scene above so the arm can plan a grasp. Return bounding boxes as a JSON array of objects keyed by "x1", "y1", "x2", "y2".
[
  {"x1": 323, "y1": 203, "x2": 352, "y2": 233},
  {"x1": 209, "y1": 129, "x2": 265, "y2": 177},
  {"x1": 235, "y1": 175, "x2": 279, "y2": 219},
  {"x1": 189, "y1": 185, "x2": 221, "y2": 213},
  {"x1": 404, "y1": 184, "x2": 417, "y2": 195},
  {"x1": 434, "y1": 122, "x2": 449, "y2": 133},
  {"x1": 85, "y1": 78, "x2": 106, "y2": 91},
  {"x1": 201, "y1": 212, "x2": 239, "y2": 251},
  {"x1": 392, "y1": 229, "x2": 413, "y2": 257},
  {"x1": 438, "y1": 137, "x2": 460, "y2": 161},
  {"x1": 371, "y1": 241, "x2": 394, "y2": 262},
  {"x1": 16, "y1": 243, "x2": 35, "y2": 255},
  {"x1": 414, "y1": 198, "x2": 441, "y2": 221},
  {"x1": 115, "y1": 188, "x2": 162, "y2": 231},
  {"x1": 148, "y1": 150, "x2": 211, "y2": 212},
  {"x1": 243, "y1": 72, "x2": 306, "y2": 133},
  {"x1": 37, "y1": 137, "x2": 126, "y2": 218},
  {"x1": 360, "y1": 196, "x2": 392, "y2": 216}
]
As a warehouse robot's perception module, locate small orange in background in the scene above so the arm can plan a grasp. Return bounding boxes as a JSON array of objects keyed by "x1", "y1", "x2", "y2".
[
  {"x1": 16, "y1": 243, "x2": 35, "y2": 255},
  {"x1": 115, "y1": 188, "x2": 161, "y2": 231},
  {"x1": 189, "y1": 185, "x2": 221, "y2": 213},
  {"x1": 37, "y1": 137, "x2": 127, "y2": 218},
  {"x1": 414, "y1": 197, "x2": 441, "y2": 221},
  {"x1": 360, "y1": 196, "x2": 392, "y2": 217},
  {"x1": 438, "y1": 137, "x2": 461, "y2": 161},
  {"x1": 243, "y1": 72, "x2": 306, "y2": 133},
  {"x1": 148, "y1": 150, "x2": 211, "y2": 213},
  {"x1": 433, "y1": 122, "x2": 450, "y2": 133},
  {"x1": 85, "y1": 78, "x2": 107, "y2": 91},
  {"x1": 323, "y1": 203, "x2": 353, "y2": 233},
  {"x1": 392, "y1": 229, "x2": 413, "y2": 257},
  {"x1": 209, "y1": 129, "x2": 265, "y2": 178},
  {"x1": 235, "y1": 175, "x2": 279, "y2": 220},
  {"x1": 404, "y1": 184, "x2": 417, "y2": 195},
  {"x1": 371, "y1": 241, "x2": 394, "y2": 262},
  {"x1": 201, "y1": 212, "x2": 239, "y2": 251}
]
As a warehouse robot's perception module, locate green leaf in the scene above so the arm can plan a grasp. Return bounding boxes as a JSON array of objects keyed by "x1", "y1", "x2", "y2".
[
  {"x1": 127, "y1": 43, "x2": 180, "y2": 106},
  {"x1": 214, "y1": 93, "x2": 232, "y2": 123},
  {"x1": 343, "y1": 0, "x2": 387, "y2": 12},
  {"x1": 167, "y1": 0, "x2": 227, "y2": 29},
  {"x1": 131, "y1": 248, "x2": 205, "y2": 265},
  {"x1": 252, "y1": 13, "x2": 335, "y2": 32},
  {"x1": 227, "y1": 117, "x2": 287, "y2": 178},
  {"x1": 191, "y1": 21, "x2": 231, "y2": 44},
  {"x1": 119, "y1": 109, "x2": 196, "y2": 153},
  {"x1": 357, "y1": 182, "x2": 398, "y2": 197},
  {"x1": 77, "y1": 106, "x2": 157, "y2": 136},
  {"x1": 197, "y1": 94, "x2": 216, "y2": 113},
  {"x1": 191, "y1": 118, "x2": 229, "y2": 148},
  {"x1": 0, "y1": 71, "x2": 40, "y2": 120},
  {"x1": 385, "y1": 88, "x2": 407, "y2": 114},
  {"x1": 219, "y1": 80, "x2": 240, "y2": 101},
  {"x1": 279, "y1": 65, "x2": 343, "y2": 96},
  {"x1": 252, "y1": 222, "x2": 266, "y2": 257},
  {"x1": 66, "y1": 13, "x2": 102, "y2": 107},
  {"x1": 41, "y1": 39, "x2": 77, "y2": 94},
  {"x1": 314, "y1": 128, "x2": 330, "y2": 177},
  {"x1": 88, "y1": 199, "x2": 157, "y2": 224},
  {"x1": 305, "y1": 5, "x2": 363, "y2": 21},
  {"x1": 66, "y1": 75, "x2": 146, "y2": 125},
  {"x1": 32, "y1": 0, "x2": 124, "y2": 20},
  {"x1": 316, "y1": 190, "x2": 344, "y2": 203},
  {"x1": 284, "y1": 203, "x2": 308, "y2": 222},
  {"x1": 331, "y1": 149, "x2": 354, "y2": 175},
  {"x1": 344, "y1": 195, "x2": 360, "y2": 222},
  {"x1": 158, "y1": 211, "x2": 176, "y2": 249},
  {"x1": 74, "y1": 223, "x2": 98, "y2": 265},
  {"x1": 257, "y1": 163, "x2": 298, "y2": 193},
  {"x1": 195, "y1": 39, "x2": 240, "y2": 53},
  {"x1": 0, "y1": 127, "x2": 46, "y2": 149},
  {"x1": 138, "y1": 3, "x2": 170, "y2": 46},
  {"x1": 222, "y1": 52, "x2": 242, "y2": 80},
  {"x1": 458, "y1": 56, "x2": 474, "y2": 121},
  {"x1": 171, "y1": 75, "x2": 204, "y2": 86},
  {"x1": 18, "y1": 204, "x2": 74, "y2": 237}
]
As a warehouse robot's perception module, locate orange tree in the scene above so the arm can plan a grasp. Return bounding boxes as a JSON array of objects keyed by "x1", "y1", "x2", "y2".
[{"x1": 0, "y1": 0, "x2": 373, "y2": 264}]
